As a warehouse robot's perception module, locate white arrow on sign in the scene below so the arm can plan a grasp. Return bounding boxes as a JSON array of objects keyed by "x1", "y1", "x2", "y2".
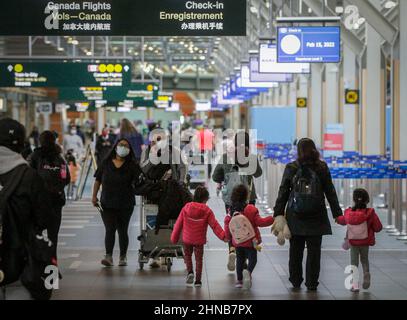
[
  {"x1": 7, "y1": 65, "x2": 13, "y2": 72},
  {"x1": 124, "y1": 65, "x2": 129, "y2": 72}
]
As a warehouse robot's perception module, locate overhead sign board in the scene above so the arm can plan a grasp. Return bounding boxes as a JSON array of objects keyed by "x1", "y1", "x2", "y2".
[
  {"x1": 277, "y1": 26, "x2": 341, "y2": 63},
  {"x1": 58, "y1": 84, "x2": 159, "y2": 105},
  {"x1": 249, "y1": 56, "x2": 293, "y2": 83},
  {"x1": 195, "y1": 100, "x2": 211, "y2": 111},
  {"x1": 0, "y1": 62, "x2": 131, "y2": 87},
  {"x1": 240, "y1": 65, "x2": 278, "y2": 89},
  {"x1": 0, "y1": 0, "x2": 246, "y2": 36},
  {"x1": 259, "y1": 44, "x2": 310, "y2": 74}
]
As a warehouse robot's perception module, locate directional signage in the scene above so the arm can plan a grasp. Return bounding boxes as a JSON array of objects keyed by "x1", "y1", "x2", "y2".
[
  {"x1": 345, "y1": 89, "x2": 360, "y2": 104},
  {"x1": 0, "y1": 0, "x2": 246, "y2": 36},
  {"x1": 277, "y1": 26, "x2": 341, "y2": 63},
  {"x1": 0, "y1": 62, "x2": 131, "y2": 87},
  {"x1": 249, "y1": 56, "x2": 293, "y2": 83},
  {"x1": 58, "y1": 84, "x2": 159, "y2": 106}
]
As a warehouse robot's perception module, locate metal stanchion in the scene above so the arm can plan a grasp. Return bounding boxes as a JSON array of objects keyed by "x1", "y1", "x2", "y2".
[
  {"x1": 389, "y1": 179, "x2": 403, "y2": 236},
  {"x1": 397, "y1": 178, "x2": 407, "y2": 240},
  {"x1": 385, "y1": 179, "x2": 396, "y2": 231}
]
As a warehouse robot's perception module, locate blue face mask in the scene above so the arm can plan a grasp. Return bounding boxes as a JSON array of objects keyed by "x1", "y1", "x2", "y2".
[{"x1": 116, "y1": 146, "x2": 130, "y2": 158}]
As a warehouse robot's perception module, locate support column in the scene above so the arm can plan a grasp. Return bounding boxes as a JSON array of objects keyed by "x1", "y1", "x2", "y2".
[
  {"x1": 309, "y1": 64, "x2": 323, "y2": 147},
  {"x1": 396, "y1": 0, "x2": 407, "y2": 160},
  {"x1": 289, "y1": 81, "x2": 296, "y2": 106},
  {"x1": 231, "y1": 104, "x2": 241, "y2": 130},
  {"x1": 343, "y1": 44, "x2": 359, "y2": 152},
  {"x1": 12, "y1": 101, "x2": 19, "y2": 121},
  {"x1": 324, "y1": 64, "x2": 340, "y2": 125},
  {"x1": 280, "y1": 83, "x2": 288, "y2": 106},
  {"x1": 362, "y1": 24, "x2": 385, "y2": 155},
  {"x1": 97, "y1": 107, "x2": 106, "y2": 134},
  {"x1": 296, "y1": 75, "x2": 308, "y2": 139}
]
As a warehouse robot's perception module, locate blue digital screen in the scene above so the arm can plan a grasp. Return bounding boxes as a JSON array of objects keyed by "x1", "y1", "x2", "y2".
[{"x1": 277, "y1": 26, "x2": 341, "y2": 63}]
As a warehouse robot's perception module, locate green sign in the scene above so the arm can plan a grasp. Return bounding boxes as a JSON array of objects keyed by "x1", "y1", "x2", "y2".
[
  {"x1": 58, "y1": 83, "x2": 159, "y2": 106},
  {"x1": 0, "y1": 62, "x2": 132, "y2": 87}
]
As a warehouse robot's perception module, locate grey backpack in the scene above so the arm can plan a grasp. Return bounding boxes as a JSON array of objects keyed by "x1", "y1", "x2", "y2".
[{"x1": 221, "y1": 167, "x2": 252, "y2": 206}]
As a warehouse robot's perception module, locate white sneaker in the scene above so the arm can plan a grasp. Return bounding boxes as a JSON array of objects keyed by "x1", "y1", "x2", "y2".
[
  {"x1": 119, "y1": 256, "x2": 127, "y2": 267},
  {"x1": 242, "y1": 270, "x2": 252, "y2": 290},
  {"x1": 101, "y1": 255, "x2": 113, "y2": 267},
  {"x1": 186, "y1": 273, "x2": 194, "y2": 287},
  {"x1": 227, "y1": 252, "x2": 236, "y2": 272}
]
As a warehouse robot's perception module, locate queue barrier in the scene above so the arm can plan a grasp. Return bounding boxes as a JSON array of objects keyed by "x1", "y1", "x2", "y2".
[{"x1": 255, "y1": 143, "x2": 407, "y2": 243}]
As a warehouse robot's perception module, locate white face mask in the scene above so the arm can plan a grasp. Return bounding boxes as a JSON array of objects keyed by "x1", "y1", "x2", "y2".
[
  {"x1": 70, "y1": 129, "x2": 77, "y2": 135},
  {"x1": 116, "y1": 146, "x2": 130, "y2": 158}
]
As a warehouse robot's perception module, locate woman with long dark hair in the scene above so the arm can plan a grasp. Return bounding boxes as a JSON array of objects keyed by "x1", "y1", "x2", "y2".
[
  {"x1": 28, "y1": 130, "x2": 71, "y2": 259},
  {"x1": 273, "y1": 138, "x2": 342, "y2": 291},
  {"x1": 92, "y1": 138, "x2": 141, "y2": 267}
]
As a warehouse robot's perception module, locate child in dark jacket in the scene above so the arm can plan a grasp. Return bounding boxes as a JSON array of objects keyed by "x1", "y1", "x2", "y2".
[
  {"x1": 224, "y1": 184, "x2": 274, "y2": 290},
  {"x1": 171, "y1": 186, "x2": 225, "y2": 287},
  {"x1": 337, "y1": 188, "x2": 383, "y2": 292}
]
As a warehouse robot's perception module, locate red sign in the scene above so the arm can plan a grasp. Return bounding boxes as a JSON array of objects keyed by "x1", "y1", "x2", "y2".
[{"x1": 323, "y1": 133, "x2": 344, "y2": 151}]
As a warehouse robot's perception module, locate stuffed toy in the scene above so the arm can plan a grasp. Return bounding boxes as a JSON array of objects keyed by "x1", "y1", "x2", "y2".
[{"x1": 271, "y1": 215, "x2": 292, "y2": 246}]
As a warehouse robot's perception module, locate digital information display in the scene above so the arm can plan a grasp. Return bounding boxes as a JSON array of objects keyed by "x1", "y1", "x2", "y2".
[
  {"x1": 58, "y1": 84, "x2": 159, "y2": 106},
  {"x1": 249, "y1": 56, "x2": 293, "y2": 83},
  {"x1": 240, "y1": 64, "x2": 278, "y2": 88},
  {"x1": 259, "y1": 44, "x2": 310, "y2": 74},
  {"x1": 0, "y1": 62, "x2": 131, "y2": 87},
  {"x1": 0, "y1": 0, "x2": 246, "y2": 36},
  {"x1": 277, "y1": 26, "x2": 341, "y2": 63}
]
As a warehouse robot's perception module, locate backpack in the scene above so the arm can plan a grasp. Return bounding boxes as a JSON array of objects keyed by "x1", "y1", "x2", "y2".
[
  {"x1": 347, "y1": 210, "x2": 369, "y2": 240},
  {"x1": 37, "y1": 156, "x2": 67, "y2": 195},
  {"x1": 229, "y1": 212, "x2": 256, "y2": 244},
  {"x1": 288, "y1": 163, "x2": 324, "y2": 218},
  {"x1": 221, "y1": 167, "x2": 253, "y2": 206}
]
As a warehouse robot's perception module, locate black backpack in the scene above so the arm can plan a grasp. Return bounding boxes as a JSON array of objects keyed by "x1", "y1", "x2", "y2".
[
  {"x1": 288, "y1": 163, "x2": 324, "y2": 218},
  {"x1": 37, "y1": 156, "x2": 67, "y2": 195}
]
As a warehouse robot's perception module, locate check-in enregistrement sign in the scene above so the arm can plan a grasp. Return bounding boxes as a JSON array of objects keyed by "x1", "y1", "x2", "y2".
[
  {"x1": 277, "y1": 26, "x2": 341, "y2": 63},
  {"x1": 0, "y1": 0, "x2": 246, "y2": 36}
]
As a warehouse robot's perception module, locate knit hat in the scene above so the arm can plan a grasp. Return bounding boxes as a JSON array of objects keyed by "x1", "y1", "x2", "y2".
[{"x1": 0, "y1": 118, "x2": 26, "y2": 152}]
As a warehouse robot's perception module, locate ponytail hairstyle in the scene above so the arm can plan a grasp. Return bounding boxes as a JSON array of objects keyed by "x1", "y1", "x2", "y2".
[
  {"x1": 193, "y1": 186, "x2": 210, "y2": 203},
  {"x1": 352, "y1": 188, "x2": 370, "y2": 210}
]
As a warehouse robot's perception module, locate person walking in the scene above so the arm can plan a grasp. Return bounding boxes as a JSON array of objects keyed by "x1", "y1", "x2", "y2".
[
  {"x1": 28, "y1": 130, "x2": 71, "y2": 259},
  {"x1": 92, "y1": 138, "x2": 141, "y2": 267},
  {"x1": 212, "y1": 131, "x2": 262, "y2": 272},
  {"x1": 117, "y1": 118, "x2": 144, "y2": 162},
  {"x1": 273, "y1": 138, "x2": 343, "y2": 291}
]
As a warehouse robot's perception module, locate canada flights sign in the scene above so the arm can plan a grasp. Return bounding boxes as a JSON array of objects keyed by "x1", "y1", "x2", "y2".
[{"x1": 0, "y1": 0, "x2": 246, "y2": 36}]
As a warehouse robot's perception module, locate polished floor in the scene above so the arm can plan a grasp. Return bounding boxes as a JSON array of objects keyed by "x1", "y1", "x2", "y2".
[{"x1": 5, "y1": 183, "x2": 407, "y2": 300}]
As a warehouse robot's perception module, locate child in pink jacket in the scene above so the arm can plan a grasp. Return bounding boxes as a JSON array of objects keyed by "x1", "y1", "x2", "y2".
[
  {"x1": 337, "y1": 188, "x2": 382, "y2": 292},
  {"x1": 171, "y1": 186, "x2": 225, "y2": 287},
  {"x1": 224, "y1": 184, "x2": 274, "y2": 290}
]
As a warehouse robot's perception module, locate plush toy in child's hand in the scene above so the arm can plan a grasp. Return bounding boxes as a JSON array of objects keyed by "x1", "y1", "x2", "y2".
[{"x1": 271, "y1": 215, "x2": 292, "y2": 246}]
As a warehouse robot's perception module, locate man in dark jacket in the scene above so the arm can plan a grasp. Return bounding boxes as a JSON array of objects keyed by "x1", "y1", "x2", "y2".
[{"x1": 0, "y1": 118, "x2": 55, "y2": 300}]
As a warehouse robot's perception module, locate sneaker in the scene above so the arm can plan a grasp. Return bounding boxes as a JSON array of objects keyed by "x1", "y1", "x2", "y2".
[
  {"x1": 118, "y1": 256, "x2": 127, "y2": 267},
  {"x1": 186, "y1": 272, "x2": 194, "y2": 287},
  {"x1": 363, "y1": 272, "x2": 371, "y2": 290},
  {"x1": 307, "y1": 287, "x2": 318, "y2": 292},
  {"x1": 101, "y1": 255, "x2": 113, "y2": 267},
  {"x1": 194, "y1": 281, "x2": 202, "y2": 288},
  {"x1": 235, "y1": 281, "x2": 243, "y2": 289},
  {"x1": 227, "y1": 252, "x2": 236, "y2": 272},
  {"x1": 242, "y1": 270, "x2": 252, "y2": 290},
  {"x1": 350, "y1": 283, "x2": 360, "y2": 293}
]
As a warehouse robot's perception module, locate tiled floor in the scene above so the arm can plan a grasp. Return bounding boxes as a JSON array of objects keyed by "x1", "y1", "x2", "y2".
[{"x1": 4, "y1": 182, "x2": 407, "y2": 300}]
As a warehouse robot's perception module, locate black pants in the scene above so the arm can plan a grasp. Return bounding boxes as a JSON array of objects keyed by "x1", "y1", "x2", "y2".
[
  {"x1": 289, "y1": 235, "x2": 323, "y2": 289},
  {"x1": 101, "y1": 208, "x2": 134, "y2": 256},
  {"x1": 48, "y1": 205, "x2": 63, "y2": 259},
  {"x1": 236, "y1": 247, "x2": 257, "y2": 281}
]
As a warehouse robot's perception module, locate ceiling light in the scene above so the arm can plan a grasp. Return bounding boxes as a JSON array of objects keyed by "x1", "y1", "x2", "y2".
[
  {"x1": 86, "y1": 51, "x2": 92, "y2": 56},
  {"x1": 335, "y1": 6, "x2": 344, "y2": 14},
  {"x1": 57, "y1": 47, "x2": 64, "y2": 51},
  {"x1": 384, "y1": 1, "x2": 396, "y2": 9},
  {"x1": 71, "y1": 39, "x2": 79, "y2": 45}
]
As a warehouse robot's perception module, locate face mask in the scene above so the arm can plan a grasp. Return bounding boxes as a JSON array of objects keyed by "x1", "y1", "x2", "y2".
[
  {"x1": 70, "y1": 130, "x2": 77, "y2": 135},
  {"x1": 116, "y1": 146, "x2": 130, "y2": 158}
]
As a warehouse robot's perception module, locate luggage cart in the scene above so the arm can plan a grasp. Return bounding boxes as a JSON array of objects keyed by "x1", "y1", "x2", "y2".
[{"x1": 137, "y1": 197, "x2": 183, "y2": 272}]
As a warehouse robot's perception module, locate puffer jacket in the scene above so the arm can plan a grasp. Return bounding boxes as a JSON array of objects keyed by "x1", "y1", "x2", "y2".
[
  {"x1": 171, "y1": 202, "x2": 225, "y2": 245},
  {"x1": 337, "y1": 208, "x2": 382, "y2": 246},
  {"x1": 224, "y1": 204, "x2": 274, "y2": 248}
]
